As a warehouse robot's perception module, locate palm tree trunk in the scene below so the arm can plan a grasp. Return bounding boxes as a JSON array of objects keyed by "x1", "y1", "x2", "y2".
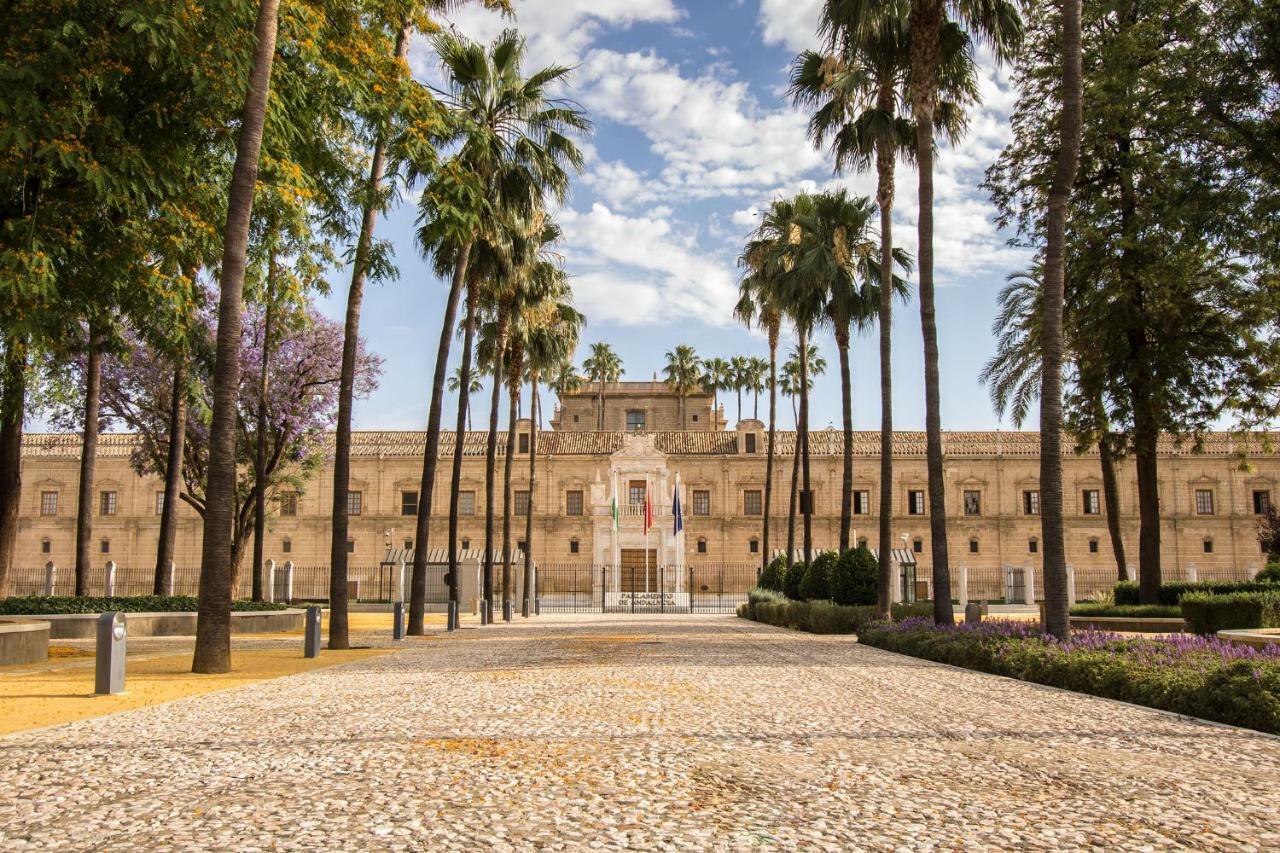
[
  {"x1": 799, "y1": 327, "x2": 813, "y2": 568},
  {"x1": 0, "y1": 337, "x2": 27, "y2": 600},
  {"x1": 786, "y1": 395, "x2": 799, "y2": 569},
  {"x1": 448, "y1": 290, "x2": 479, "y2": 612},
  {"x1": 74, "y1": 324, "x2": 103, "y2": 597},
  {"x1": 761, "y1": 326, "x2": 778, "y2": 576},
  {"x1": 1038, "y1": 0, "x2": 1083, "y2": 638},
  {"x1": 736, "y1": 387, "x2": 742, "y2": 426},
  {"x1": 193, "y1": 0, "x2": 280, "y2": 674},
  {"x1": 836, "y1": 323, "x2": 853, "y2": 553},
  {"x1": 252, "y1": 268, "x2": 275, "y2": 603},
  {"x1": 408, "y1": 241, "x2": 473, "y2": 635},
  {"x1": 911, "y1": 0, "x2": 952, "y2": 625},
  {"x1": 1099, "y1": 429, "x2": 1128, "y2": 580},
  {"x1": 482, "y1": 310, "x2": 509, "y2": 618},
  {"x1": 154, "y1": 356, "x2": 187, "y2": 595},
  {"x1": 875, "y1": 121, "x2": 896, "y2": 620},
  {"x1": 329, "y1": 20, "x2": 411, "y2": 646},
  {"x1": 522, "y1": 375, "x2": 539, "y2": 617},
  {"x1": 501, "y1": 357, "x2": 520, "y2": 620}
]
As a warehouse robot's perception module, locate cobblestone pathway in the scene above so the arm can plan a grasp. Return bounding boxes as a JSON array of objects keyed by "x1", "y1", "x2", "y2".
[{"x1": 2, "y1": 614, "x2": 1278, "y2": 851}]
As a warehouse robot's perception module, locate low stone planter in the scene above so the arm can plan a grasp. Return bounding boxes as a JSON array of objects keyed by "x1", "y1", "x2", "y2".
[
  {"x1": 1069, "y1": 615, "x2": 1187, "y2": 633},
  {"x1": 0, "y1": 619, "x2": 51, "y2": 665},
  {"x1": 1218, "y1": 628, "x2": 1280, "y2": 649},
  {"x1": 39, "y1": 609, "x2": 304, "y2": 640}
]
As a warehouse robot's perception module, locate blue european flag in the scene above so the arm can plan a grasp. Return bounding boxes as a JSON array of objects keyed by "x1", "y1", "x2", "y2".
[{"x1": 672, "y1": 485, "x2": 683, "y2": 535}]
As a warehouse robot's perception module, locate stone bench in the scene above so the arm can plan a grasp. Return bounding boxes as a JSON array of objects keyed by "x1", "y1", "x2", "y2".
[
  {"x1": 0, "y1": 619, "x2": 51, "y2": 665},
  {"x1": 39, "y1": 609, "x2": 304, "y2": 640}
]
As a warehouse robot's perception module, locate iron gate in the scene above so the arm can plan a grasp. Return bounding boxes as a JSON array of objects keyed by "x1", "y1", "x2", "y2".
[{"x1": 533, "y1": 564, "x2": 760, "y2": 614}]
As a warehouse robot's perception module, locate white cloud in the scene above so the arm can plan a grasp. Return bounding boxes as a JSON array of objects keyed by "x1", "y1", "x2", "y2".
[
  {"x1": 560, "y1": 204, "x2": 740, "y2": 326},
  {"x1": 757, "y1": 0, "x2": 823, "y2": 52}
]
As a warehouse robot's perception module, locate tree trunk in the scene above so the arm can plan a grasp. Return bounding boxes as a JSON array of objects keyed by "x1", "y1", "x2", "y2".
[
  {"x1": 154, "y1": 356, "x2": 187, "y2": 595},
  {"x1": 331, "y1": 21, "x2": 410, "y2": 648},
  {"x1": 501, "y1": 350, "x2": 521, "y2": 620},
  {"x1": 482, "y1": 309, "x2": 508, "y2": 618},
  {"x1": 447, "y1": 290, "x2": 479, "y2": 611},
  {"x1": 786, "y1": 394, "x2": 800, "y2": 569},
  {"x1": 0, "y1": 338, "x2": 26, "y2": 600},
  {"x1": 252, "y1": 267, "x2": 276, "y2": 603},
  {"x1": 799, "y1": 327, "x2": 813, "y2": 567},
  {"x1": 736, "y1": 387, "x2": 742, "y2": 426},
  {"x1": 193, "y1": 0, "x2": 280, "y2": 674},
  {"x1": 761, "y1": 323, "x2": 778, "y2": 576},
  {"x1": 75, "y1": 325, "x2": 103, "y2": 597},
  {"x1": 1133, "y1": 400, "x2": 1162, "y2": 603},
  {"x1": 1037, "y1": 0, "x2": 1083, "y2": 639},
  {"x1": 1099, "y1": 429, "x2": 1128, "y2": 580},
  {"x1": 408, "y1": 241, "x2": 472, "y2": 635},
  {"x1": 522, "y1": 375, "x2": 539, "y2": 617},
  {"x1": 836, "y1": 323, "x2": 853, "y2": 553},
  {"x1": 875, "y1": 110, "x2": 896, "y2": 620},
  {"x1": 910, "y1": 0, "x2": 952, "y2": 624}
]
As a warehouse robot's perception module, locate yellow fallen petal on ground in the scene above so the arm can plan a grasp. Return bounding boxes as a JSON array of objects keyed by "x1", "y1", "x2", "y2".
[{"x1": 0, "y1": 646, "x2": 389, "y2": 737}]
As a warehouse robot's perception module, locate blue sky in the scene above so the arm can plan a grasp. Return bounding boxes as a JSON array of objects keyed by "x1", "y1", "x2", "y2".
[{"x1": 319, "y1": 0, "x2": 1034, "y2": 433}]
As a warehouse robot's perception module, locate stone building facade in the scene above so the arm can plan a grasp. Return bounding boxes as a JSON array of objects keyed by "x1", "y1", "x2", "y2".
[{"x1": 11, "y1": 385, "x2": 1278, "y2": 585}]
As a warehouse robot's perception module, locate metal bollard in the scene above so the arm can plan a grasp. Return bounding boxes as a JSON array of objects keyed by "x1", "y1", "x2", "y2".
[
  {"x1": 503, "y1": 600, "x2": 513, "y2": 622},
  {"x1": 104, "y1": 561, "x2": 117, "y2": 598},
  {"x1": 95, "y1": 612, "x2": 127, "y2": 694},
  {"x1": 44, "y1": 561, "x2": 56, "y2": 596},
  {"x1": 481, "y1": 599, "x2": 491, "y2": 625},
  {"x1": 304, "y1": 606, "x2": 321, "y2": 658},
  {"x1": 393, "y1": 601, "x2": 405, "y2": 641},
  {"x1": 534, "y1": 595, "x2": 541, "y2": 616},
  {"x1": 964, "y1": 602, "x2": 983, "y2": 626},
  {"x1": 447, "y1": 600, "x2": 458, "y2": 632}
]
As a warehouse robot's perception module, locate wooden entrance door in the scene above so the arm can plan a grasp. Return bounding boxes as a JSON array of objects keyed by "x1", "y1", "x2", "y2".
[{"x1": 619, "y1": 548, "x2": 658, "y2": 592}]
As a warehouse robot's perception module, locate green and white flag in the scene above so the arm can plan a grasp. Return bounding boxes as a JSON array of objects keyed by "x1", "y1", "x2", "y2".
[{"x1": 610, "y1": 474, "x2": 619, "y2": 531}]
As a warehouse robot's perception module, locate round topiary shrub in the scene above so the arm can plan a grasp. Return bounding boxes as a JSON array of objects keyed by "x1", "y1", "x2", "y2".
[
  {"x1": 759, "y1": 555, "x2": 788, "y2": 592},
  {"x1": 831, "y1": 545, "x2": 879, "y2": 606},
  {"x1": 784, "y1": 560, "x2": 808, "y2": 600},
  {"x1": 802, "y1": 550, "x2": 837, "y2": 601},
  {"x1": 1257, "y1": 563, "x2": 1280, "y2": 583}
]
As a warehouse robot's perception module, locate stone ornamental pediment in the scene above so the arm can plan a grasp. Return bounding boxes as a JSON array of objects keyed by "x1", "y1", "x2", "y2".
[{"x1": 612, "y1": 433, "x2": 666, "y2": 462}]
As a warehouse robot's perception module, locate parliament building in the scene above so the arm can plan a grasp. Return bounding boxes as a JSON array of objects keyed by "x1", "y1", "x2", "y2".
[{"x1": 12, "y1": 382, "x2": 1278, "y2": 589}]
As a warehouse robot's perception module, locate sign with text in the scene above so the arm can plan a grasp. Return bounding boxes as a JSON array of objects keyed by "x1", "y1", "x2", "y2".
[{"x1": 605, "y1": 592, "x2": 691, "y2": 611}]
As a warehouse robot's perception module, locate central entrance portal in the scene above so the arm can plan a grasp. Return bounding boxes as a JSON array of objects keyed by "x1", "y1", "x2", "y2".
[{"x1": 619, "y1": 549, "x2": 659, "y2": 592}]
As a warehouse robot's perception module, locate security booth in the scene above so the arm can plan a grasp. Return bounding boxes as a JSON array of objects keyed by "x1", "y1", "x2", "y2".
[{"x1": 892, "y1": 548, "x2": 919, "y2": 603}]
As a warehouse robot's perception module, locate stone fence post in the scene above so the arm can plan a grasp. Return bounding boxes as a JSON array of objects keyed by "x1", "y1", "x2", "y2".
[
  {"x1": 1024, "y1": 563, "x2": 1037, "y2": 605},
  {"x1": 394, "y1": 557, "x2": 407, "y2": 604},
  {"x1": 166, "y1": 561, "x2": 175, "y2": 597},
  {"x1": 956, "y1": 564, "x2": 969, "y2": 607},
  {"x1": 1124, "y1": 564, "x2": 1136, "y2": 582},
  {"x1": 104, "y1": 561, "x2": 116, "y2": 597},
  {"x1": 1065, "y1": 563, "x2": 1076, "y2": 607},
  {"x1": 283, "y1": 560, "x2": 294, "y2": 603},
  {"x1": 1186, "y1": 562, "x2": 1198, "y2": 583},
  {"x1": 44, "y1": 561, "x2": 56, "y2": 596},
  {"x1": 264, "y1": 559, "x2": 275, "y2": 603}
]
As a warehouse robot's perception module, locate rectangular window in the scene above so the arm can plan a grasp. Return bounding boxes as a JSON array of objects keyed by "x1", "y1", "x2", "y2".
[
  {"x1": 99, "y1": 491, "x2": 117, "y2": 516},
  {"x1": 626, "y1": 410, "x2": 645, "y2": 432},
  {"x1": 799, "y1": 490, "x2": 814, "y2": 514},
  {"x1": 969, "y1": 539, "x2": 979, "y2": 554},
  {"x1": 280, "y1": 493, "x2": 298, "y2": 517},
  {"x1": 1203, "y1": 539, "x2": 1214, "y2": 554},
  {"x1": 908, "y1": 490, "x2": 925, "y2": 516},
  {"x1": 404, "y1": 539, "x2": 413, "y2": 552},
  {"x1": 1082, "y1": 489, "x2": 1101, "y2": 515},
  {"x1": 569, "y1": 539, "x2": 579, "y2": 554},
  {"x1": 1089, "y1": 539, "x2": 1099, "y2": 553},
  {"x1": 461, "y1": 538, "x2": 470, "y2": 550},
  {"x1": 347, "y1": 491, "x2": 363, "y2": 516},
  {"x1": 155, "y1": 491, "x2": 165, "y2": 516},
  {"x1": 912, "y1": 539, "x2": 923, "y2": 553},
  {"x1": 518, "y1": 433, "x2": 530, "y2": 454},
  {"x1": 628, "y1": 481, "x2": 646, "y2": 507},
  {"x1": 853, "y1": 490, "x2": 870, "y2": 515},
  {"x1": 401, "y1": 491, "x2": 419, "y2": 517},
  {"x1": 458, "y1": 490, "x2": 476, "y2": 516},
  {"x1": 743, "y1": 489, "x2": 763, "y2": 516},
  {"x1": 1023, "y1": 490, "x2": 1039, "y2": 515},
  {"x1": 744, "y1": 433, "x2": 757, "y2": 453},
  {"x1": 515, "y1": 490, "x2": 530, "y2": 516},
  {"x1": 697, "y1": 538, "x2": 707, "y2": 553},
  {"x1": 1254, "y1": 490, "x2": 1271, "y2": 515},
  {"x1": 40, "y1": 491, "x2": 58, "y2": 516},
  {"x1": 693, "y1": 490, "x2": 710, "y2": 516},
  {"x1": 1029, "y1": 539, "x2": 1038, "y2": 553},
  {"x1": 347, "y1": 539, "x2": 355, "y2": 553},
  {"x1": 100, "y1": 539, "x2": 110, "y2": 554},
  {"x1": 1195, "y1": 489, "x2": 1214, "y2": 516},
  {"x1": 283, "y1": 539, "x2": 292, "y2": 553},
  {"x1": 41, "y1": 539, "x2": 51, "y2": 554},
  {"x1": 963, "y1": 490, "x2": 981, "y2": 516},
  {"x1": 749, "y1": 539, "x2": 759, "y2": 553},
  {"x1": 566, "y1": 490, "x2": 584, "y2": 516}
]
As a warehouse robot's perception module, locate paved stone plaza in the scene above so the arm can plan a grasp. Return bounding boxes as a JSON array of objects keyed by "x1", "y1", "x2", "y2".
[{"x1": 2, "y1": 614, "x2": 1279, "y2": 850}]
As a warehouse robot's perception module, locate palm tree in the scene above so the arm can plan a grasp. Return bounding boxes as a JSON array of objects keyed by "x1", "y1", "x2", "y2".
[
  {"x1": 448, "y1": 363, "x2": 484, "y2": 429},
  {"x1": 729, "y1": 355, "x2": 751, "y2": 426},
  {"x1": 780, "y1": 345, "x2": 825, "y2": 565},
  {"x1": 582, "y1": 342, "x2": 622, "y2": 430},
  {"x1": 193, "y1": 0, "x2": 281, "y2": 674},
  {"x1": 702, "y1": 357, "x2": 732, "y2": 432},
  {"x1": 663, "y1": 345, "x2": 703, "y2": 429},
  {"x1": 736, "y1": 262, "x2": 787, "y2": 575},
  {"x1": 406, "y1": 28, "x2": 588, "y2": 635},
  {"x1": 547, "y1": 361, "x2": 583, "y2": 400},
  {"x1": 745, "y1": 356, "x2": 769, "y2": 420}
]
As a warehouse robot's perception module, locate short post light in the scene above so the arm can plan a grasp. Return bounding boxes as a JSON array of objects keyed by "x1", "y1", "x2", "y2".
[
  {"x1": 95, "y1": 612, "x2": 127, "y2": 695},
  {"x1": 304, "y1": 605, "x2": 321, "y2": 658}
]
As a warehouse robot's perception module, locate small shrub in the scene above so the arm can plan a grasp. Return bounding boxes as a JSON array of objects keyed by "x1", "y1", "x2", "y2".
[
  {"x1": 1069, "y1": 603, "x2": 1182, "y2": 619},
  {"x1": 1114, "y1": 581, "x2": 1140, "y2": 606},
  {"x1": 1086, "y1": 588, "x2": 1115, "y2": 606},
  {"x1": 802, "y1": 551, "x2": 837, "y2": 602},
  {"x1": 830, "y1": 545, "x2": 878, "y2": 606},
  {"x1": 1180, "y1": 590, "x2": 1280, "y2": 635},
  {"x1": 1256, "y1": 563, "x2": 1280, "y2": 583},
  {"x1": 783, "y1": 561, "x2": 808, "y2": 601},
  {"x1": 0, "y1": 595, "x2": 289, "y2": 616},
  {"x1": 758, "y1": 556, "x2": 788, "y2": 592},
  {"x1": 1115, "y1": 579, "x2": 1277, "y2": 607}
]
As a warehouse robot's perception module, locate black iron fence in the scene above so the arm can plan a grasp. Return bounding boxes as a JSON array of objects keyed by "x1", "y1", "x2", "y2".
[{"x1": 532, "y1": 563, "x2": 760, "y2": 614}]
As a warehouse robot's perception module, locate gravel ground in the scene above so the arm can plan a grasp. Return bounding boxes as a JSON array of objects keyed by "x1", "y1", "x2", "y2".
[{"x1": 1, "y1": 613, "x2": 1278, "y2": 851}]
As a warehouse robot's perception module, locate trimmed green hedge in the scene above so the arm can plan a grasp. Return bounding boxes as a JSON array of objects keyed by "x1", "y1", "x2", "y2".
[
  {"x1": 759, "y1": 556, "x2": 787, "y2": 592},
  {"x1": 739, "y1": 589, "x2": 930, "y2": 634},
  {"x1": 0, "y1": 596, "x2": 289, "y2": 615},
  {"x1": 1068, "y1": 603, "x2": 1182, "y2": 619},
  {"x1": 860, "y1": 619, "x2": 1280, "y2": 734},
  {"x1": 783, "y1": 561, "x2": 808, "y2": 601},
  {"x1": 1180, "y1": 590, "x2": 1280, "y2": 635},
  {"x1": 1115, "y1": 579, "x2": 1278, "y2": 606},
  {"x1": 831, "y1": 546, "x2": 878, "y2": 606}
]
